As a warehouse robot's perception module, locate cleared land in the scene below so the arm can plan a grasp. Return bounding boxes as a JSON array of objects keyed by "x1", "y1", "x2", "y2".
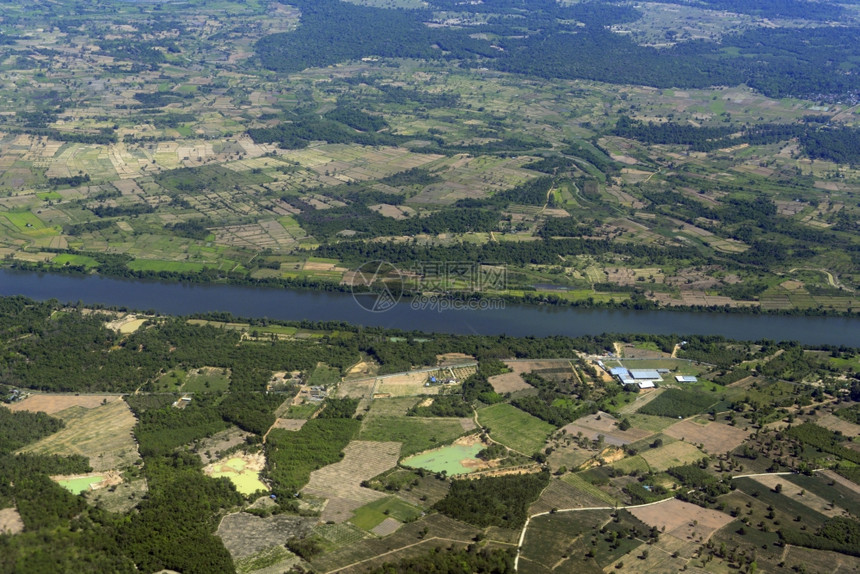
[
  {"x1": 629, "y1": 499, "x2": 734, "y2": 542},
  {"x1": 17, "y1": 399, "x2": 140, "y2": 471},
  {"x1": 217, "y1": 512, "x2": 315, "y2": 560},
  {"x1": 302, "y1": 441, "x2": 401, "y2": 523},
  {"x1": 270, "y1": 418, "x2": 306, "y2": 431},
  {"x1": 375, "y1": 371, "x2": 460, "y2": 397},
  {"x1": 784, "y1": 546, "x2": 860, "y2": 574},
  {"x1": 816, "y1": 413, "x2": 860, "y2": 438},
  {"x1": 528, "y1": 476, "x2": 612, "y2": 514},
  {"x1": 85, "y1": 478, "x2": 148, "y2": 514},
  {"x1": 561, "y1": 412, "x2": 653, "y2": 446},
  {"x1": 197, "y1": 426, "x2": 253, "y2": 464},
  {"x1": 487, "y1": 372, "x2": 532, "y2": 393},
  {"x1": 0, "y1": 507, "x2": 24, "y2": 535},
  {"x1": 8, "y1": 393, "x2": 121, "y2": 415},
  {"x1": 663, "y1": 419, "x2": 751, "y2": 454}
]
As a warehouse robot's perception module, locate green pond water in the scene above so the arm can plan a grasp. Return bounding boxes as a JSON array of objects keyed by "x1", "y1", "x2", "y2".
[
  {"x1": 402, "y1": 443, "x2": 483, "y2": 475},
  {"x1": 211, "y1": 457, "x2": 267, "y2": 495},
  {"x1": 58, "y1": 476, "x2": 104, "y2": 494}
]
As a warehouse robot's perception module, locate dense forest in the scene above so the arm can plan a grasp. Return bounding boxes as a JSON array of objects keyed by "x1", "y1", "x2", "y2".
[
  {"x1": 434, "y1": 471, "x2": 550, "y2": 528},
  {"x1": 256, "y1": 0, "x2": 860, "y2": 99},
  {"x1": 614, "y1": 116, "x2": 860, "y2": 164}
]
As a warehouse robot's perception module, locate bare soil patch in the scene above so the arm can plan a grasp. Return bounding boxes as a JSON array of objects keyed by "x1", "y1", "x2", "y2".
[
  {"x1": 271, "y1": 418, "x2": 306, "y2": 431},
  {"x1": 9, "y1": 393, "x2": 121, "y2": 415},
  {"x1": 663, "y1": 420, "x2": 750, "y2": 455},
  {"x1": 504, "y1": 360, "x2": 570, "y2": 376},
  {"x1": 629, "y1": 499, "x2": 733, "y2": 542},
  {"x1": 817, "y1": 414, "x2": 860, "y2": 438},
  {"x1": 436, "y1": 353, "x2": 475, "y2": 366},
  {"x1": 345, "y1": 360, "x2": 377, "y2": 380},
  {"x1": 105, "y1": 314, "x2": 148, "y2": 333},
  {"x1": 376, "y1": 371, "x2": 442, "y2": 397},
  {"x1": 0, "y1": 507, "x2": 24, "y2": 535},
  {"x1": 204, "y1": 451, "x2": 265, "y2": 476},
  {"x1": 302, "y1": 441, "x2": 401, "y2": 523},
  {"x1": 196, "y1": 426, "x2": 253, "y2": 464},
  {"x1": 488, "y1": 372, "x2": 532, "y2": 393},
  {"x1": 337, "y1": 377, "x2": 376, "y2": 399}
]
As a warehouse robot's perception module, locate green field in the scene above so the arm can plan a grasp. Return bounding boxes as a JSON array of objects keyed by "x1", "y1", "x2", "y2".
[
  {"x1": 349, "y1": 496, "x2": 421, "y2": 531},
  {"x1": 307, "y1": 364, "x2": 342, "y2": 387},
  {"x1": 52, "y1": 254, "x2": 99, "y2": 268},
  {"x1": 3, "y1": 211, "x2": 47, "y2": 231},
  {"x1": 358, "y1": 416, "x2": 466, "y2": 457},
  {"x1": 127, "y1": 259, "x2": 207, "y2": 273},
  {"x1": 182, "y1": 368, "x2": 231, "y2": 392},
  {"x1": 477, "y1": 403, "x2": 555, "y2": 455}
]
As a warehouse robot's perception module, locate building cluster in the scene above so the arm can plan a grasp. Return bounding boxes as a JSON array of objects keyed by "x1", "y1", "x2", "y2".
[{"x1": 596, "y1": 359, "x2": 699, "y2": 389}]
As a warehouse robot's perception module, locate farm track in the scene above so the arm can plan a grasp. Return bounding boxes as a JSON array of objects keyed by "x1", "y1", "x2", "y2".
[
  {"x1": 616, "y1": 387, "x2": 663, "y2": 415},
  {"x1": 325, "y1": 535, "x2": 518, "y2": 574}
]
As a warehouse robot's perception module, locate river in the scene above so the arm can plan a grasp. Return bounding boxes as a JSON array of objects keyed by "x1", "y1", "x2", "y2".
[{"x1": 0, "y1": 269, "x2": 857, "y2": 345}]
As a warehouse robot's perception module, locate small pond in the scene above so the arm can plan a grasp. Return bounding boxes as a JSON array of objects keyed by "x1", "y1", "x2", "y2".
[{"x1": 401, "y1": 443, "x2": 484, "y2": 475}]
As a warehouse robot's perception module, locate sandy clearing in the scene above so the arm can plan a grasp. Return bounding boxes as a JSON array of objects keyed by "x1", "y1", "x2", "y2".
[
  {"x1": 0, "y1": 507, "x2": 24, "y2": 535},
  {"x1": 8, "y1": 394, "x2": 122, "y2": 415}
]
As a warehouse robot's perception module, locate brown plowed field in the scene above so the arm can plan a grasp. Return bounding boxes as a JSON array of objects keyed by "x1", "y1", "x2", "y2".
[
  {"x1": 561, "y1": 412, "x2": 653, "y2": 446},
  {"x1": 9, "y1": 394, "x2": 121, "y2": 415},
  {"x1": 302, "y1": 441, "x2": 401, "y2": 523},
  {"x1": 629, "y1": 499, "x2": 733, "y2": 542},
  {"x1": 488, "y1": 372, "x2": 532, "y2": 393},
  {"x1": 663, "y1": 419, "x2": 750, "y2": 454}
]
